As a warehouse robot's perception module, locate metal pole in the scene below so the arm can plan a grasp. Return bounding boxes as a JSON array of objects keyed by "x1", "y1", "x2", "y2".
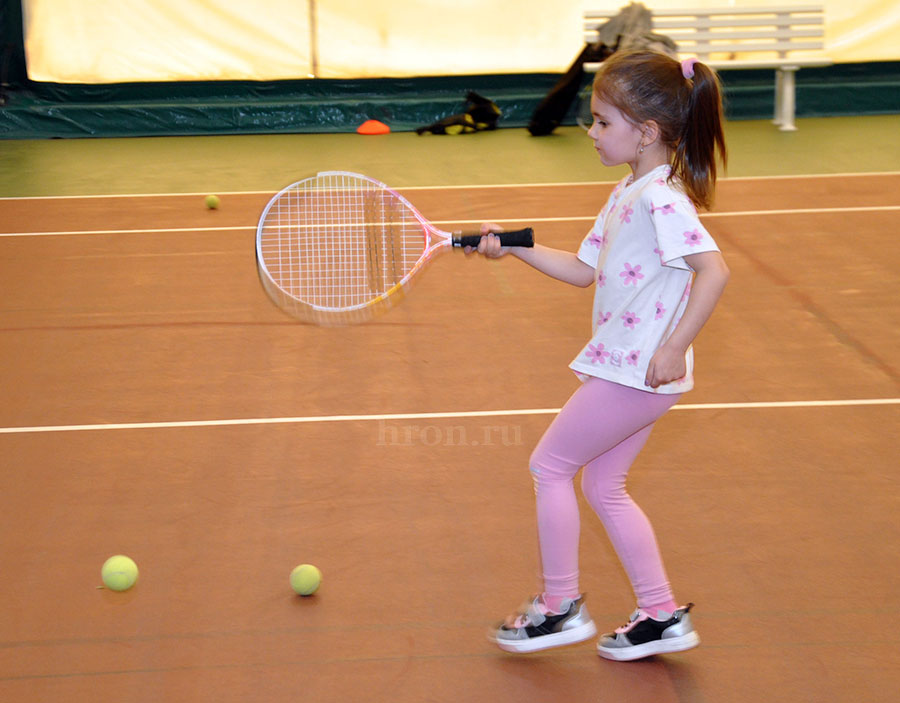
[{"x1": 308, "y1": 0, "x2": 319, "y2": 78}]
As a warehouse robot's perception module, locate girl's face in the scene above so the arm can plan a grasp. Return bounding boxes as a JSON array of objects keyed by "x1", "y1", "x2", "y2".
[{"x1": 587, "y1": 95, "x2": 644, "y2": 170}]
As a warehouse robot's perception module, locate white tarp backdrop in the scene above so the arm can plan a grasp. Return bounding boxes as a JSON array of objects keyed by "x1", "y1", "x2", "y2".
[{"x1": 21, "y1": 0, "x2": 900, "y2": 84}]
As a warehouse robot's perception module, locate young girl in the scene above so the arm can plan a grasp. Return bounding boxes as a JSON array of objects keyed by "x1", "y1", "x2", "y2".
[{"x1": 469, "y1": 50, "x2": 730, "y2": 660}]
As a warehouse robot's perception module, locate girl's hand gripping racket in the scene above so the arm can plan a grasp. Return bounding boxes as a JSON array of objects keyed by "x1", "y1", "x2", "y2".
[{"x1": 256, "y1": 171, "x2": 534, "y2": 325}]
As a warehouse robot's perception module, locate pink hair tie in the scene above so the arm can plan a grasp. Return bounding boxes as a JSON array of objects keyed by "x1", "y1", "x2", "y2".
[{"x1": 681, "y1": 57, "x2": 698, "y2": 79}]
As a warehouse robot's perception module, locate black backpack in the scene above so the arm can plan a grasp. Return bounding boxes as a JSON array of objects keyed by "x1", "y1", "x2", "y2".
[{"x1": 528, "y1": 2, "x2": 677, "y2": 136}]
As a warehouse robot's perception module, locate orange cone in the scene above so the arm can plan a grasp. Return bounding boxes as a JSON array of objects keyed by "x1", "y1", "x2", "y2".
[{"x1": 357, "y1": 119, "x2": 391, "y2": 135}]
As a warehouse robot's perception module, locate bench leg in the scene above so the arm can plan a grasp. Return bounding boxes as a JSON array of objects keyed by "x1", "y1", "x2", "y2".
[
  {"x1": 773, "y1": 70, "x2": 784, "y2": 127},
  {"x1": 775, "y1": 68, "x2": 798, "y2": 132}
]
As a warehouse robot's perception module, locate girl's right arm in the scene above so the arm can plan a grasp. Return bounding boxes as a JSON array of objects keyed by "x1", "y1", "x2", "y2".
[{"x1": 467, "y1": 225, "x2": 595, "y2": 288}]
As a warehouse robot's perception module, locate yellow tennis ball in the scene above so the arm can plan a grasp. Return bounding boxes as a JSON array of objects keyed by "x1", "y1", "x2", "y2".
[
  {"x1": 205, "y1": 194, "x2": 220, "y2": 209},
  {"x1": 290, "y1": 564, "x2": 321, "y2": 596},
  {"x1": 101, "y1": 555, "x2": 139, "y2": 592}
]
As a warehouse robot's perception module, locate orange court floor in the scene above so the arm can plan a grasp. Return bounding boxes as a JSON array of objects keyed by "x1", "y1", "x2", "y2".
[{"x1": 1, "y1": 117, "x2": 899, "y2": 702}]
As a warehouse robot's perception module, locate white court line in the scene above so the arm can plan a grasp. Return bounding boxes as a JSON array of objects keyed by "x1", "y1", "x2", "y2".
[
  {"x1": 1, "y1": 171, "x2": 898, "y2": 201},
  {"x1": 437, "y1": 205, "x2": 900, "y2": 224},
  {"x1": 0, "y1": 225, "x2": 254, "y2": 238},
  {"x1": 2, "y1": 205, "x2": 898, "y2": 239},
  {"x1": 703, "y1": 205, "x2": 900, "y2": 218},
  {"x1": 0, "y1": 398, "x2": 896, "y2": 435}
]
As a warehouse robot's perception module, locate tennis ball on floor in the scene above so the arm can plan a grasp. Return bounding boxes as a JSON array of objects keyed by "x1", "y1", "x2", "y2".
[
  {"x1": 290, "y1": 564, "x2": 321, "y2": 596},
  {"x1": 101, "y1": 555, "x2": 139, "y2": 591},
  {"x1": 205, "y1": 194, "x2": 220, "y2": 209}
]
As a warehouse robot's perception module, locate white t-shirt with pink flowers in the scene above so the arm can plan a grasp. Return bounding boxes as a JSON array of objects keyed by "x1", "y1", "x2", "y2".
[{"x1": 569, "y1": 164, "x2": 719, "y2": 394}]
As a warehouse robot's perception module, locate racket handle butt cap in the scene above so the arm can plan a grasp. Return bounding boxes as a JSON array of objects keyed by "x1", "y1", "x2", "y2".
[{"x1": 452, "y1": 227, "x2": 534, "y2": 249}]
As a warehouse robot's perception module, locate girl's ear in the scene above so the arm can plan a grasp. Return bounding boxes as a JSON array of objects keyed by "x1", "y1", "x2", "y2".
[{"x1": 640, "y1": 119, "x2": 662, "y2": 147}]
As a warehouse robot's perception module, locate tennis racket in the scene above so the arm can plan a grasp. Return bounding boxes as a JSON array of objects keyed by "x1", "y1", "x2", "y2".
[{"x1": 256, "y1": 171, "x2": 534, "y2": 325}]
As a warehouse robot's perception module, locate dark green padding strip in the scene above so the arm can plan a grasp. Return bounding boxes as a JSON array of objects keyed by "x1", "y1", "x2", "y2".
[{"x1": 1, "y1": 62, "x2": 898, "y2": 139}]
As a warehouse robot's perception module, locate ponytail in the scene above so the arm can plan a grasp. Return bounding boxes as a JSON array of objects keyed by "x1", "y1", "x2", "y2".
[
  {"x1": 672, "y1": 61, "x2": 727, "y2": 210},
  {"x1": 593, "y1": 51, "x2": 727, "y2": 210}
]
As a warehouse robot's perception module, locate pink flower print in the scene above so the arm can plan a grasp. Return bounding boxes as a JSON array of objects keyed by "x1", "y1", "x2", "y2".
[
  {"x1": 621, "y1": 312, "x2": 640, "y2": 329},
  {"x1": 650, "y1": 201, "x2": 676, "y2": 216},
  {"x1": 619, "y1": 263, "x2": 644, "y2": 286},
  {"x1": 585, "y1": 343, "x2": 610, "y2": 364},
  {"x1": 597, "y1": 271, "x2": 606, "y2": 288},
  {"x1": 587, "y1": 230, "x2": 604, "y2": 248},
  {"x1": 654, "y1": 246, "x2": 665, "y2": 263},
  {"x1": 654, "y1": 177, "x2": 666, "y2": 186},
  {"x1": 597, "y1": 311, "x2": 612, "y2": 326},
  {"x1": 626, "y1": 350, "x2": 641, "y2": 366},
  {"x1": 684, "y1": 229, "x2": 704, "y2": 247},
  {"x1": 654, "y1": 300, "x2": 666, "y2": 320},
  {"x1": 619, "y1": 204, "x2": 634, "y2": 223}
]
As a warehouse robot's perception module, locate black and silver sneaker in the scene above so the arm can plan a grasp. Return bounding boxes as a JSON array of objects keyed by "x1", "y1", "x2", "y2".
[
  {"x1": 492, "y1": 595, "x2": 597, "y2": 653},
  {"x1": 596, "y1": 603, "x2": 700, "y2": 661}
]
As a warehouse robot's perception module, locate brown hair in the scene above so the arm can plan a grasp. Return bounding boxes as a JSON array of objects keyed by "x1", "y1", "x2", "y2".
[{"x1": 593, "y1": 50, "x2": 727, "y2": 210}]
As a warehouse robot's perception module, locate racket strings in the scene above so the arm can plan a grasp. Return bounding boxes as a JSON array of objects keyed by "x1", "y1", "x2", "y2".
[{"x1": 258, "y1": 173, "x2": 426, "y2": 320}]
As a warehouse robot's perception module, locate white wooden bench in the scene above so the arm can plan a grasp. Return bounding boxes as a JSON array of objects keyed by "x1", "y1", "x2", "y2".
[{"x1": 582, "y1": 5, "x2": 832, "y2": 130}]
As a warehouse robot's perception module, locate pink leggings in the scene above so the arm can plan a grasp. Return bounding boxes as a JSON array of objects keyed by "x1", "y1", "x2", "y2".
[{"x1": 530, "y1": 377, "x2": 680, "y2": 609}]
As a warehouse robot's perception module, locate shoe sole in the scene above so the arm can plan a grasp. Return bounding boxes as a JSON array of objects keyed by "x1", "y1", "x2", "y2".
[
  {"x1": 596, "y1": 631, "x2": 700, "y2": 661},
  {"x1": 493, "y1": 621, "x2": 598, "y2": 654}
]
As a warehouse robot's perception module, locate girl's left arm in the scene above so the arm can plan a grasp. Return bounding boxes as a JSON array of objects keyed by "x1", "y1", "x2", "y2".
[{"x1": 645, "y1": 250, "x2": 730, "y2": 389}]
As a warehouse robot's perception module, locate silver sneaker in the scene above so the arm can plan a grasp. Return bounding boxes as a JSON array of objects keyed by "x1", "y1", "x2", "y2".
[
  {"x1": 492, "y1": 596, "x2": 598, "y2": 654},
  {"x1": 597, "y1": 603, "x2": 700, "y2": 661}
]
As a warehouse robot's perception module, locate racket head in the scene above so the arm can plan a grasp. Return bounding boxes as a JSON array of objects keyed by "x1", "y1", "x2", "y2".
[{"x1": 256, "y1": 171, "x2": 446, "y2": 326}]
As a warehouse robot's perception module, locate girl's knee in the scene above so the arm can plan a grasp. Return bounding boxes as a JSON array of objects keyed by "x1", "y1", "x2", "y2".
[
  {"x1": 528, "y1": 446, "x2": 546, "y2": 482},
  {"x1": 529, "y1": 447, "x2": 578, "y2": 483},
  {"x1": 581, "y1": 469, "x2": 626, "y2": 513}
]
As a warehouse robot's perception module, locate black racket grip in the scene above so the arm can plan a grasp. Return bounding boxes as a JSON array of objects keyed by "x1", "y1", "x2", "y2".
[{"x1": 452, "y1": 227, "x2": 534, "y2": 249}]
